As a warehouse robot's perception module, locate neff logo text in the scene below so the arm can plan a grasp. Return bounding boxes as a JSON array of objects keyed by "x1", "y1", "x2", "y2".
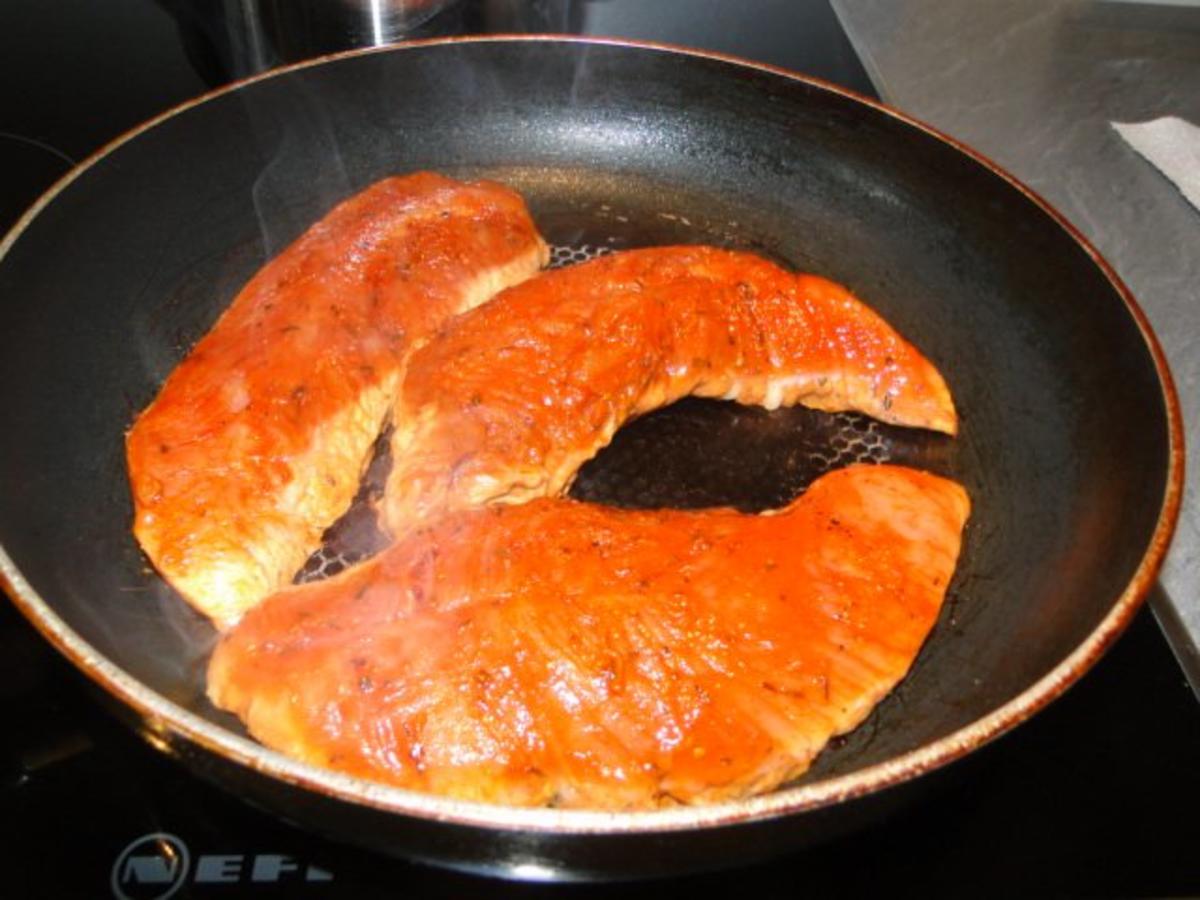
[{"x1": 111, "y1": 832, "x2": 333, "y2": 900}]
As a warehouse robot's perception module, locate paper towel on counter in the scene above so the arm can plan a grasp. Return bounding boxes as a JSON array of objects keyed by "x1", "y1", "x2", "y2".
[{"x1": 1112, "y1": 117, "x2": 1200, "y2": 212}]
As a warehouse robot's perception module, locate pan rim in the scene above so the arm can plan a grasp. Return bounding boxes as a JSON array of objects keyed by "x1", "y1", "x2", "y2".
[{"x1": 0, "y1": 34, "x2": 1185, "y2": 835}]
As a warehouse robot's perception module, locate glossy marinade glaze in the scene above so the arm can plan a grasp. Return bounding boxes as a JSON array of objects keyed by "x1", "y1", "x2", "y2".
[
  {"x1": 210, "y1": 465, "x2": 969, "y2": 810},
  {"x1": 384, "y1": 246, "x2": 956, "y2": 536},
  {"x1": 126, "y1": 173, "x2": 548, "y2": 627}
]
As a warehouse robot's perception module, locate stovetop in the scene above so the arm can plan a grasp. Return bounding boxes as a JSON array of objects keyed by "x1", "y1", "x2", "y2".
[{"x1": 3, "y1": 2, "x2": 1199, "y2": 897}]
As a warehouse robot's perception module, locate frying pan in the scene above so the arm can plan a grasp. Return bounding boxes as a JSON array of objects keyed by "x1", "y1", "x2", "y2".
[{"x1": 0, "y1": 37, "x2": 1183, "y2": 880}]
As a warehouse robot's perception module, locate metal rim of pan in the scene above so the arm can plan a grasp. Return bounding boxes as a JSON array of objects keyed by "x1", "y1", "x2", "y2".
[{"x1": 0, "y1": 35, "x2": 1185, "y2": 834}]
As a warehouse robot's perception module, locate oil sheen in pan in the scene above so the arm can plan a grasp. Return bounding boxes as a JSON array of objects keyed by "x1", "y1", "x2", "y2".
[{"x1": 297, "y1": 242, "x2": 956, "y2": 584}]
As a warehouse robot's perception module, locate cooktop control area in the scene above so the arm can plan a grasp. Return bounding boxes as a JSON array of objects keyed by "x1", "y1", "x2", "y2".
[{"x1": 2, "y1": 1, "x2": 1198, "y2": 897}]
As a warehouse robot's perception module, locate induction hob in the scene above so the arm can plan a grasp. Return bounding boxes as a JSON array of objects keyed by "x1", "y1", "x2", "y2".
[{"x1": 2, "y1": 2, "x2": 1198, "y2": 897}]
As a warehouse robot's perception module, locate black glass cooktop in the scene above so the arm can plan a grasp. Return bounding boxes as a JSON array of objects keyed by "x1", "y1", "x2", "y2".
[{"x1": 3, "y1": 2, "x2": 1198, "y2": 897}]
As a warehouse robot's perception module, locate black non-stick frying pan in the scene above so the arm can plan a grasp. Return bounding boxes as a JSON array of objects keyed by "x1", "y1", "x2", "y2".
[{"x1": 0, "y1": 37, "x2": 1183, "y2": 880}]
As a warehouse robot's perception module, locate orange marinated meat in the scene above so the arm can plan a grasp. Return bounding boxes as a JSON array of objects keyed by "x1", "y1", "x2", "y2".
[
  {"x1": 384, "y1": 246, "x2": 956, "y2": 535},
  {"x1": 127, "y1": 173, "x2": 548, "y2": 627},
  {"x1": 209, "y1": 465, "x2": 969, "y2": 810}
]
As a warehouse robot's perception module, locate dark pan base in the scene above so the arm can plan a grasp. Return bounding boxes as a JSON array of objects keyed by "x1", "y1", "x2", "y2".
[{"x1": 0, "y1": 39, "x2": 1180, "y2": 878}]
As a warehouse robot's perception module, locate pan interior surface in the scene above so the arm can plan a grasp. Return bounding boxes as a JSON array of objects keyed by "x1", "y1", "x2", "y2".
[{"x1": 0, "y1": 39, "x2": 1175, "y2": 834}]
